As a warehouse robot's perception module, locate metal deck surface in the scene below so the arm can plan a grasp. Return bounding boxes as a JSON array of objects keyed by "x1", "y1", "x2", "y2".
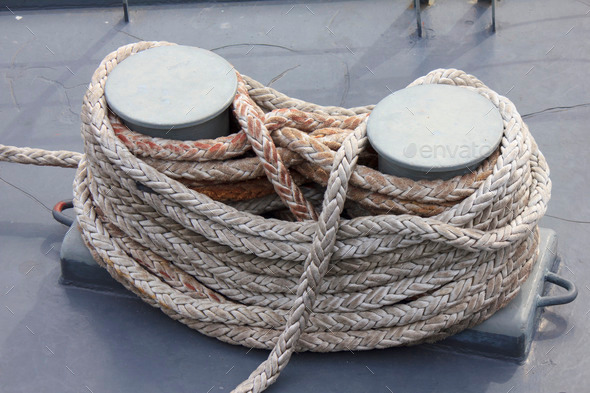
[{"x1": 1, "y1": 1, "x2": 589, "y2": 392}]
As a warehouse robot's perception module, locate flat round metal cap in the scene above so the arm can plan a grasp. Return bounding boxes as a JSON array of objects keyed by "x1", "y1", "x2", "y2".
[
  {"x1": 367, "y1": 84, "x2": 503, "y2": 178},
  {"x1": 105, "y1": 45, "x2": 237, "y2": 132}
]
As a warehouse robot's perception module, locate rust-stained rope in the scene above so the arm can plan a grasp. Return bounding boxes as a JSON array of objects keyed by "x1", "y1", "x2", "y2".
[{"x1": 0, "y1": 41, "x2": 551, "y2": 393}]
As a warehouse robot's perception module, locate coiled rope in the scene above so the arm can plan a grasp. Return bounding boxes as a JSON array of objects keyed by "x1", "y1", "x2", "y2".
[{"x1": 0, "y1": 41, "x2": 551, "y2": 393}]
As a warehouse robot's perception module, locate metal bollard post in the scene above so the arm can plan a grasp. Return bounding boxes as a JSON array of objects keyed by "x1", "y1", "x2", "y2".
[
  {"x1": 367, "y1": 84, "x2": 504, "y2": 180},
  {"x1": 105, "y1": 45, "x2": 238, "y2": 141}
]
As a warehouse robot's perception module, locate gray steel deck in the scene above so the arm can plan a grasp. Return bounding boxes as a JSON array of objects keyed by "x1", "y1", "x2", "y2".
[{"x1": 1, "y1": 1, "x2": 589, "y2": 392}]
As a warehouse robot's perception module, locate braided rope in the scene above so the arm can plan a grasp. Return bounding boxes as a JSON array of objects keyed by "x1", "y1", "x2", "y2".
[{"x1": 0, "y1": 41, "x2": 551, "y2": 393}]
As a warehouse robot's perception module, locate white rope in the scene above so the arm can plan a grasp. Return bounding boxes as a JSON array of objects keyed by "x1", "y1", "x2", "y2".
[{"x1": 0, "y1": 41, "x2": 551, "y2": 393}]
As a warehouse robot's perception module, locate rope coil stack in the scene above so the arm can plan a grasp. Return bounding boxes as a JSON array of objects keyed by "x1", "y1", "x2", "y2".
[{"x1": 0, "y1": 41, "x2": 551, "y2": 393}]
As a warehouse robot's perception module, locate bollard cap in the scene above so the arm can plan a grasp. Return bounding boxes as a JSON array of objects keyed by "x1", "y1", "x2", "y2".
[
  {"x1": 105, "y1": 45, "x2": 238, "y2": 140},
  {"x1": 367, "y1": 84, "x2": 504, "y2": 180}
]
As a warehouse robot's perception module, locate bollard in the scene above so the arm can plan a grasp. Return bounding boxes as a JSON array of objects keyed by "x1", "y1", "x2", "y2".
[
  {"x1": 367, "y1": 84, "x2": 504, "y2": 180},
  {"x1": 105, "y1": 45, "x2": 238, "y2": 141}
]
